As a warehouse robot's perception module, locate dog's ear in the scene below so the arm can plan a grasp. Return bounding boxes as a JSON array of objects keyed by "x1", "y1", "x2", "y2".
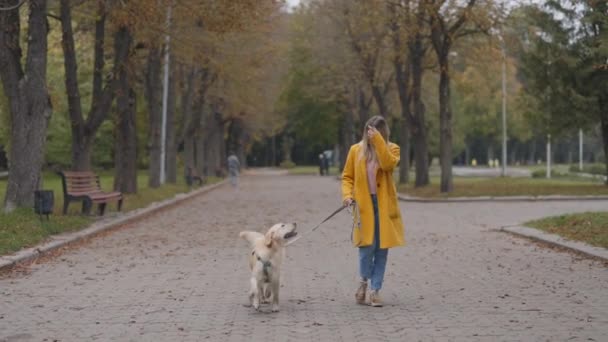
[{"x1": 264, "y1": 230, "x2": 274, "y2": 247}]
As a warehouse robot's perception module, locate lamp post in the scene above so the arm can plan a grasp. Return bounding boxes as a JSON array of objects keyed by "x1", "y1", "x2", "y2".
[
  {"x1": 160, "y1": 2, "x2": 172, "y2": 184},
  {"x1": 579, "y1": 128, "x2": 583, "y2": 171},
  {"x1": 546, "y1": 134, "x2": 551, "y2": 179}
]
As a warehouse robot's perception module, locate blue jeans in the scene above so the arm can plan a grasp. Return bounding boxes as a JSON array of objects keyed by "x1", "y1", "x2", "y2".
[{"x1": 359, "y1": 194, "x2": 389, "y2": 291}]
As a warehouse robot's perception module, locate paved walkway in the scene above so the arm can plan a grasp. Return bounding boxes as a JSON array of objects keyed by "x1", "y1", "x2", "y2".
[{"x1": 1, "y1": 175, "x2": 607, "y2": 341}]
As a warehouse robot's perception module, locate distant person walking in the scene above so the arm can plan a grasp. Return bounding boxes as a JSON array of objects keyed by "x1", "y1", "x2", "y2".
[
  {"x1": 319, "y1": 154, "x2": 325, "y2": 176},
  {"x1": 227, "y1": 153, "x2": 241, "y2": 188},
  {"x1": 323, "y1": 152, "x2": 330, "y2": 176}
]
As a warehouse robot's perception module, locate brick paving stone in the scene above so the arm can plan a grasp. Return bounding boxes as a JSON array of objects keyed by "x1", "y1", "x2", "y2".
[{"x1": 1, "y1": 174, "x2": 607, "y2": 341}]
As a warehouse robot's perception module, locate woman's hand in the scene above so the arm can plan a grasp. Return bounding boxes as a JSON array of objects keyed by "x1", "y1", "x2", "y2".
[
  {"x1": 343, "y1": 198, "x2": 354, "y2": 207},
  {"x1": 367, "y1": 125, "x2": 379, "y2": 140}
]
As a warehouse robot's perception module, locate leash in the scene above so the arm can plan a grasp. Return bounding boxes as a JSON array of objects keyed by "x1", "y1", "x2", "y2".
[{"x1": 286, "y1": 202, "x2": 358, "y2": 246}]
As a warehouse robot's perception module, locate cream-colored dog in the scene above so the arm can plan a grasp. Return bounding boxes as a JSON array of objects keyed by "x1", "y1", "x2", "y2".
[{"x1": 239, "y1": 223, "x2": 297, "y2": 312}]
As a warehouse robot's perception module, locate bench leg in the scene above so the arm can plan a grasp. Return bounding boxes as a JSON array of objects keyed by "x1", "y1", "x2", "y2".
[
  {"x1": 82, "y1": 199, "x2": 93, "y2": 215},
  {"x1": 98, "y1": 203, "x2": 107, "y2": 216},
  {"x1": 117, "y1": 199, "x2": 123, "y2": 212},
  {"x1": 63, "y1": 199, "x2": 70, "y2": 215}
]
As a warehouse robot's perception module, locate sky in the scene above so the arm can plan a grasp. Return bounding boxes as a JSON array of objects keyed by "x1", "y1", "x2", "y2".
[{"x1": 285, "y1": 0, "x2": 301, "y2": 9}]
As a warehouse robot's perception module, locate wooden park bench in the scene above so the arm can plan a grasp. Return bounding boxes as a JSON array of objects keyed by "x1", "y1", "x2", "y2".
[
  {"x1": 58, "y1": 171, "x2": 123, "y2": 216},
  {"x1": 185, "y1": 166, "x2": 205, "y2": 187}
]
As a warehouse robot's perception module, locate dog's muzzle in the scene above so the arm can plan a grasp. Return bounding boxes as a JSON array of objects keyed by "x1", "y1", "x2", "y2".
[{"x1": 284, "y1": 231, "x2": 297, "y2": 239}]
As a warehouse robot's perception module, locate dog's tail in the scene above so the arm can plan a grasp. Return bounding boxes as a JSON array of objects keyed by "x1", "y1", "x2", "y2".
[{"x1": 239, "y1": 231, "x2": 262, "y2": 246}]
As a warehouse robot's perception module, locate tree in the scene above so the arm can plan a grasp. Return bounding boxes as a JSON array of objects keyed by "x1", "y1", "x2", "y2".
[
  {"x1": 0, "y1": 0, "x2": 53, "y2": 212},
  {"x1": 388, "y1": 1, "x2": 412, "y2": 184},
  {"x1": 409, "y1": 1, "x2": 432, "y2": 186},
  {"x1": 426, "y1": 0, "x2": 492, "y2": 192},
  {"x1": 342, "y1": 0, "x2": 393, "y2": 119},
  {"x1": 59, "y1": 0, "x2": 118, "y2": 171},
  {"x1": 451, "y1": 33, "x2": 526, "y2": 165},
  {"x1": 520, "y1": 1, "x2": 608, "y2": 183},
  {"x1": 144, "y1": 45, "x2": 163, "y2": 187},
  {"x1": 112, "y1": 23, "x2": 136, "y2": 193}
]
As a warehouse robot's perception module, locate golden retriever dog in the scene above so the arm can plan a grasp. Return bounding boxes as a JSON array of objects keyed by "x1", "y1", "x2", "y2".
[{"x1": 239, "y1": 223, "x2": 297, "y2": 312}]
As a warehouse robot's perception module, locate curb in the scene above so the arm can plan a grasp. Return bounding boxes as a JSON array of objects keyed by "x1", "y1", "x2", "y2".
[
  {"x1": 0, "y1": 180, "x2": 228, "y2": 272},
  {"x1": 398, "y1": 194, "x2": 608, "y2": 203},
  {"x1": 500, "y1": 225, "x2": 608, "y2": 261}
]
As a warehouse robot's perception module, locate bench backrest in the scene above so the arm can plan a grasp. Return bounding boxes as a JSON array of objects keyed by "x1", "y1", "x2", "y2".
[{"x1": 59, "y1": 171, "x2": 102, "y2": 195}]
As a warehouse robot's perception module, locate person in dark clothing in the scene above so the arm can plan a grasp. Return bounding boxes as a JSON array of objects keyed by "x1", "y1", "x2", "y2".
[
  {"x1": 323, "y1": 153, "x2": 330, "y2": 176},
  {"x1": 318, "y1": 154, "x2": 325, "y2": 176}
]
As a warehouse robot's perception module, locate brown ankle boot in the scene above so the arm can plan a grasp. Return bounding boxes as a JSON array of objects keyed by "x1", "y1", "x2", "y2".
[
  {"x1": 355, "y1": 281, "x2": 367, "y2": 305},
  {"x1": 369, "y1": 290, "x2": 383, "y2": 307}
]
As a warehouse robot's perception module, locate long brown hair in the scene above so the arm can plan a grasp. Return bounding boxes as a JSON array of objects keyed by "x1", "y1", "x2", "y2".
[{"x1": 359, "y1": 115, "x2": 390, "y2": 163}]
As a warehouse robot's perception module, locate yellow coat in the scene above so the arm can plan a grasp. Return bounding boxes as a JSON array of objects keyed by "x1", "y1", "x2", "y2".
[{"x1": 341, "y1": 134, "x2": 405, "y2": 249}]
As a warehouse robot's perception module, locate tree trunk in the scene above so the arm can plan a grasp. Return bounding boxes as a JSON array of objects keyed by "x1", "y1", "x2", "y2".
[
  {"x1": 144, "y1": 46, "x2": 162, "y2": 188},
  {"x1": 528, "y1": 139, "x2": 537, "y2": 164},
  {"x1": 599, "y1": 96, "x2": 608, "y2": 185},
  {"x1": 399, "y1": 119, "x2": 410, "y2": 184},
  {"x1": 271, "y1": 135, "x2": 277, "y2": 166},
  {"x1": 204, "y1": 111, "x2": 223, "y2": 177},
  {"x1": 218, "y1": 114, "x2": 227, "y2": 174},
  {"x1": 179, "y1": 66, "x2": 197, "y2": 173},
  {"x1": 0, "y1": 0, "x2": 52, "y2": 211},
  {"x1": 60, "y1": 0, "x2": 86, "y2": 170},
  {"x1": 357, "y1": 88, "x2": 371, "y2": 128},
  {"x1": 195, "y1": 132, "x2": 206, "y2": 176},
  {"x1": 371, "y1": 84, "x2": 389, "y2": 118},
  {"x1": 437, "y1": 52, "x2": 453, "y2": 193},
  {"x1": 71, "y1": 140, "x2": 93, "y2": 172},
  {"x1": 339, "y1": 110, "x2": 356, "y2": 172},
  {"x1": 283, "y1": 135, "x2": 293, "y2": 163},
  {"x1": 165, "y1": 60, "x2": 177, "y2": 183},
  {"x1": 227, "y1": 118, "x2": 245, "y2": 161},
  {"x1": 113, "y1": 26, "x2": 137, "y2": 194},
  {"x1": 429, "y1": 0, "x2": 477, "y2": 192},
  {"x1": 409, "y1": 33, "x2": 429, "y2": 187},
  {"x1": 393, "y1": 44, "x2": 411, "y2": 184},
  {"x1": 61, "y1": 0, "x2": 114, "y2": 171}
]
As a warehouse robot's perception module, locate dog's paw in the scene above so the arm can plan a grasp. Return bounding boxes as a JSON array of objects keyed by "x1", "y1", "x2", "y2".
[{"x1": 271, "y1": 304, "x2": 280, "y2": 313}]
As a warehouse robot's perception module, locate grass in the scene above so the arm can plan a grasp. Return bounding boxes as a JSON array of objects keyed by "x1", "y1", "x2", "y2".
[
  {"x1": 398, "y1": 177, "x2": 608, "y2": 198},
  {"x1": 0, "y1": 170, "x2": 221, "y2": 255},
  {"x1": 287, "y1": 165, "x2": 340, "y2": 176},
  {"x1": 0, "y1": 208, "x2": 91, "y2": 255},
  {"x1": 526, "y1": 212, "x2": 608, "y2": 249}
]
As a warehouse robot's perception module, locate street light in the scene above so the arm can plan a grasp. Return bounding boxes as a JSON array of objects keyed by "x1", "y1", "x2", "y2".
[{"x1": 160, "y1": 2, "x2": 172, "y2": 184}]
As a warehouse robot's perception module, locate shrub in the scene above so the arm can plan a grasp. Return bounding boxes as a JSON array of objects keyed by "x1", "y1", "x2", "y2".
[
  {"x1": 532, "y1": 169, "x2": 568, "y2": 178},
  {"x1": 280, "y1": 160, "x2": 296, "y2": 169},
  {"x1": 569, "y1": 164, "x2": 606, "y2": 175}
]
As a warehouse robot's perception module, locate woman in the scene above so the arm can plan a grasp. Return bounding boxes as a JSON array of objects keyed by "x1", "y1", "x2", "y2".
[{"x1": 341, "y1": 115, "x2": 405, "y2": 307}]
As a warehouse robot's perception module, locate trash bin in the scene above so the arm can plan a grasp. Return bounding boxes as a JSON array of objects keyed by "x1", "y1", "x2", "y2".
[{"x1": 34, "y1": 190, "x2": 54, "y2": 219}]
